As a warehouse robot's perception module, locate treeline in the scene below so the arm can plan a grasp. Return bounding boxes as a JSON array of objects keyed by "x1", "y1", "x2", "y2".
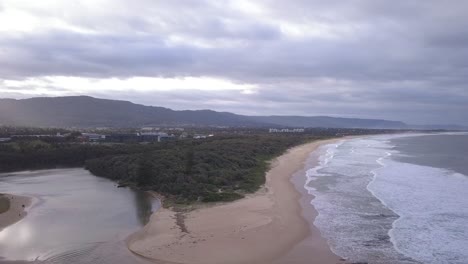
[
  {"x1": 0, "y1": 135, "x2": 326, "y2": 204},
  {"x1": 0, "y1": 126, "x2": 71, "y2": 137},
  {"x1": 0, "y1": 141, "x2": 156, "y2": 172}
]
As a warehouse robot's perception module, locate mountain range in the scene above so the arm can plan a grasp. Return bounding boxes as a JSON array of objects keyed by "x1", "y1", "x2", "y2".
[{"x1": 0, "y1": 96, "x2": 461, "y2": 130}]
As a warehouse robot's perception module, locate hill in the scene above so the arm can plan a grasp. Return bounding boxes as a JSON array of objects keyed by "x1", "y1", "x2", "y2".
[
  {"x1": 0, "y1": 96, "x2": 408, "y2": 129},
  {"x1": 0, "y1": 96, "x2": 257, "y2": 127},
  {"x1": 249, "y1": 115, "x2": 407, "y2": 129}
]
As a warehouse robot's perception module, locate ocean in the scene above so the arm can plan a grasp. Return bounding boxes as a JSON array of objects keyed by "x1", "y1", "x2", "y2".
[{"x1": 305, "y1": 133, "x2": 468, "y2": 264}]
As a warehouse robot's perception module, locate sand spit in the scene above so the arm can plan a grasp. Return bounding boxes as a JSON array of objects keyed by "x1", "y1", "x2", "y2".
[
  {"x1": 128, "y1": 139, "x2": 342, "y2": 264},
  {"x1": 0, "y1": 193, "x2": 31, "y2": 232}
]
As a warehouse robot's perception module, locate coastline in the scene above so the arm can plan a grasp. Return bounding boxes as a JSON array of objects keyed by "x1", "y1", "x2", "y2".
[
  {"x1": 127, "y1": 138, "x2": 342, "y2": 264},
  {"x1": 0, "y1": 193, "x2": 31, "y2": 232},
  {"x1": 274, "y1": 138, "x2": 344, "y2": 263}
]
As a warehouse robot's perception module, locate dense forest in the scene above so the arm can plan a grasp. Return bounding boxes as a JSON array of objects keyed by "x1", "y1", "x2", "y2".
[
  {"x1": 0, "y1": 140, "x2": 154, "y2": 172},
  {"x1": 86, "y1": 135, "x2": 323, "y2": 203},
  {"x1": 0, "y1": 135, "x2": 327, "y2": 204}
]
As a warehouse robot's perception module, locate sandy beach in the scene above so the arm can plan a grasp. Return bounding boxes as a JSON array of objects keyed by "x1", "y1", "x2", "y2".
[
  {"x1": 0, "y1": 193, "x2": 31, "y2": 232},
  {"x1": 128, "y1": 138, "x2": 343, "y2": 264}
]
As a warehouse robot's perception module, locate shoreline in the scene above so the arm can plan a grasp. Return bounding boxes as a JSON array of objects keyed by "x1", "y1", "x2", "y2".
[
  {"x1": 127, "y1": 138, "x2": 343, "y2": 264},
  {"x1": 274, "y1": 138, "x2": 345, "y2": 263},
  {"x1": 0, "y1": 193, "x2": 32, "y2": 232}
]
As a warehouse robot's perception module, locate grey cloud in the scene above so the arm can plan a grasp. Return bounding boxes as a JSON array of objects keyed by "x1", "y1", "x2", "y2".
[{"x1": 0, "y1": 0, "x2": 467, "y2": 125}]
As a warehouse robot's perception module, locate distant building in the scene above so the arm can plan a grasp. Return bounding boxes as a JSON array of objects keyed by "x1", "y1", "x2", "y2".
[
  {"x1": 138, "y1": 132, "x2": 165, "y2": 142},
  {"x1": 269, "y1": 128, "x2": 305, "y2": 133},
  {"x1": 166, "y1": 127, "x2": 184, "y2": 131},
  {"x1": 105, "y1": 133, "x2": 139, "y2": 143},
  {"x1": 141, "y1": 127, "x2": 160, "y2": 131},
  {"x1": 158, "y1": 134, "x2": 176, "y2": 142},
  {"x1": 0, "y1": 137, "x2": 11, "y2": 143},
  {"x1": 193, "y1": 134, "x2": 214, "y2": 139},
  {"x1": 179, "y1": 132, "x2": 189, "y2": 139},
  {"x1": 193, "y1": 134, "x2": 207, "y2": 139},
  {"x1": 77, "y1": 131, "x2": 177, "y2": 143},
  {"x1": 80, "y1": 133, "x2": 105, "y2": 142}
]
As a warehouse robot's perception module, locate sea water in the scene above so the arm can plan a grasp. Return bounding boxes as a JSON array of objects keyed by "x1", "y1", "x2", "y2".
[{"x1": 305, "y1": 133, "x2": 468, "y2": 264}]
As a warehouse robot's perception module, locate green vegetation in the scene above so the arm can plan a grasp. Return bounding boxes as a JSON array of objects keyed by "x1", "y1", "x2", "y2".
[
  {"x1": 85, "y1": 135, "x2": 324, "y2": 204},
  {"x1": 0, "y1": 141, "x2": 157, "y2": 172},
  {"x1": 0, "y1": 134, "x2": 326, "y2": 204}
]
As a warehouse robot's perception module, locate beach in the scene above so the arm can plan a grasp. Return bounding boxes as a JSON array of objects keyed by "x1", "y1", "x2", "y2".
[
  {"x1": 0, "y1": 193, "x2": 31, "y2": 232},
  {"x1": 128, "y1": 138, "x2": 342, "y2": 264}
]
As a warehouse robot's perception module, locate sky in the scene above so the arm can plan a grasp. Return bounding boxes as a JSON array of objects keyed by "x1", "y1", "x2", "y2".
[{"x1": 0, "y1": 0, "x2": 467, "y2": 125}]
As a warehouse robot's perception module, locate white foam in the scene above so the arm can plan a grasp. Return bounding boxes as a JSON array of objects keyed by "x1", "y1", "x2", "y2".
[
  {"x1": 304, "y1": 136, "x2": 408, "y2": 262},
  {"x1": 368, "y1": 159, "x2": 468, "y2": 264},
  {"x1": 304, "y1": 134, "x2": 468, "y2": 263},
  {"x1": 304, "y1": 141, "x2": 343, "y2": 193}
]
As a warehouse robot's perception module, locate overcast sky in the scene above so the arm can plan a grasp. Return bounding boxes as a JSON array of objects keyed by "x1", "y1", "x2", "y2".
[{"x1": 0, "y1": 0, "x2": 467, "y2": 125}]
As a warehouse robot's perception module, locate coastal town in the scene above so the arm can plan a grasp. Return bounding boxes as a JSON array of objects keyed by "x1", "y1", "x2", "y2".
[{"x1": 0, "y1": 125, "x2": 410, "y2": 145}]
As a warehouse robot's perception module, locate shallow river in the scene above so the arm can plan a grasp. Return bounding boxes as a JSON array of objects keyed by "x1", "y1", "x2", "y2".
[{"x1": 0, "y1": 169, "x2": 158, "y2": 264}]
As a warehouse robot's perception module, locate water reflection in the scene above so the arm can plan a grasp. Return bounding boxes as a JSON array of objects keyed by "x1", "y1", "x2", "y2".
[
  {"x1": 132, "y1": 190, "x2": 159, "y2": 226},
  {"x1": 0, "y1": 169, "x2": 157, "y2": 263}
]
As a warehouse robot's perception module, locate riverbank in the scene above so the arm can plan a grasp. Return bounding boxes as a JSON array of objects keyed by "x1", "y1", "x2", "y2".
[
  {"x1": 0, "y1": 193, "x2": 31, "y2": 231},
  {"x1": 128, "y1": 139, "x2": 342, "y2": 264}
]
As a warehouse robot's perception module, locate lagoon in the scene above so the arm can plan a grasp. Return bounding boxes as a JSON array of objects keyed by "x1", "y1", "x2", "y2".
[{"x1": 0, "y1": 168, "x2": 158, "y2": 263}]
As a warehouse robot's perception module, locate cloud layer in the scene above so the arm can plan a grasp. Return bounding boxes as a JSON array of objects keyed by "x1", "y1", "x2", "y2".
[{"x1": 0, "y1": 0, "x2": 467, "y2": 125}]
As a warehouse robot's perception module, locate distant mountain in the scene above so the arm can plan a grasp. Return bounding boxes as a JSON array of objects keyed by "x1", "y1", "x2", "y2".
[
  {"x1": 249, "y1": 116, "x2": 407, "y2": 129},
  {"x1": 0, "y1": 96, "x2": 257, "y2": 127},
  {"x1": 0, "y1": 96, "x2": 410, "y2": 129},
  {"x1": 408, "y1": 124, "x2": 468, "y2": 131}
]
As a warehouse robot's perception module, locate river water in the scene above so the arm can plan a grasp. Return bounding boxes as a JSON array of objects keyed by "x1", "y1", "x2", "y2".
[{"x1": 0, "y1": 168, "x2": 158, "y2": 264}]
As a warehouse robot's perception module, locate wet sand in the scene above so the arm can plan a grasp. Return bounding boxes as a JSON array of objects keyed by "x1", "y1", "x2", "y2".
[
  {"x1": 0, "y1": 194, "x2": 31, "y2": 232},
  {"x1": 275, "y1": 138, "x2": 345, "y2": 264},
  {"x1": 128, "y1": 139, "x2": 342, "y2": 264}
]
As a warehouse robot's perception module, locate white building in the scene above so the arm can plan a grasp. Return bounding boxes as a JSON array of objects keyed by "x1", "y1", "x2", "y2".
[{"x1": 269, "y1": 128, "x2": 305, "y2": 133}]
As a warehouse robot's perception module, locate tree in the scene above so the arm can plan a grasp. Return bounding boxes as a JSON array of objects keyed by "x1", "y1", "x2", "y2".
[{"x1": 137, "y1": 154, "x2": 153, "y2": 187}]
